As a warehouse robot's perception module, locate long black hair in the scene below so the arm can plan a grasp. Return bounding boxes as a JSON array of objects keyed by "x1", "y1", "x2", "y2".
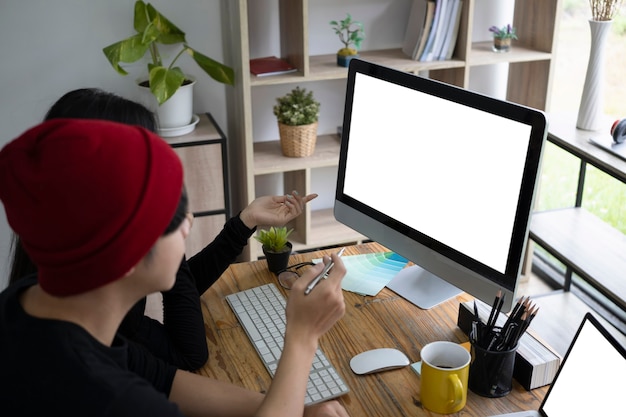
[{"x1": 44, "y1": 88, "x2": 157, "y2": 131}]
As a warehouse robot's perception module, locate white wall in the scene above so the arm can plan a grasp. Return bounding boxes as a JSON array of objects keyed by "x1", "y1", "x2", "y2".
[{"x1": 0, "y1": 0, "x2": 229, "y2": 289}]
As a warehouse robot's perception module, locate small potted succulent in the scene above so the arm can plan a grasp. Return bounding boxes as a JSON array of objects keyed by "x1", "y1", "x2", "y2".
[
  {"x1": 102, "y1": 1, "x2": 234, "y2": 131},
  {"x1": 273, "y1": 86, "x2": 321, "y2": 157},
  {"x1": 254, "y1": 226, "x2": 294, "y2": 274},
  {"x1": 330, "y1": 14, "x2": 365, "y2": 67},
  {"x1": 489, "y1": 24, "x2": 518, "y2": 53}
]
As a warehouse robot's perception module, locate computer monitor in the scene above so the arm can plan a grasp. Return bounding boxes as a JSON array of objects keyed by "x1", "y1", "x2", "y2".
[{"x1": 334, "y1": 59, "x2": 547, "y2": 312}]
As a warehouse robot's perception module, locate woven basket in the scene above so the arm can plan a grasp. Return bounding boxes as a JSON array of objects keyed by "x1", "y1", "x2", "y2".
[{"x1": 278, "y1": 122, "x2": 318, "y2": 157}]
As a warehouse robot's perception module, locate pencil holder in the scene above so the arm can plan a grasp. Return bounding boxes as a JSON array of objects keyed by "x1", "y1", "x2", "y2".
[{"x1": 469, "y1": 341, "x2": 517, "y2": 398}]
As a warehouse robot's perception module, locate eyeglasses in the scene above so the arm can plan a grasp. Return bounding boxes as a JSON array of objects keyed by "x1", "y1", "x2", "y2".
[{"x1": 276, "y1": 262, "x2": 315, "y2": 289}]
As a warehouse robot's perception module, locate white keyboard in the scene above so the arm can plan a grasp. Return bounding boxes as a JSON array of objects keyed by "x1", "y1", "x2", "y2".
[{"x1": 225, "y1": 283, "x2": 349, "y2": 405}]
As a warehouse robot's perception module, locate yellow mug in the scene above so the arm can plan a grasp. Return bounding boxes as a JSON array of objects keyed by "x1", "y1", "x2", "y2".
[{"x1": 420, "y1": 341, "x2": 471, "y2": 414}]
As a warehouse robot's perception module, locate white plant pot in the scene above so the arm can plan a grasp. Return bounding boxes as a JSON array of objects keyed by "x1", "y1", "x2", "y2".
[{"x1": 136, "y1": 78, "x2": 196, "y2": 131}]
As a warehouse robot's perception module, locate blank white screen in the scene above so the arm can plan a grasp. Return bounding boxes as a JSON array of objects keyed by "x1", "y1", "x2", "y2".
[
  {"x1": 541, "y1": 320, "x2": 626, "y2": 416},
  {"x1": 343, "y1": 73, "x2": 531, "y2": 273}
]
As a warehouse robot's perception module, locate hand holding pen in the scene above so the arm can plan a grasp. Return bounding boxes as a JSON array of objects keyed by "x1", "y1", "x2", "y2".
[
  {"x1": 284, "y1": 248, "x2": 347, "y2": 343},
  {"x1": 305, "y1": 247, "x2": 346, "y2": 295}
]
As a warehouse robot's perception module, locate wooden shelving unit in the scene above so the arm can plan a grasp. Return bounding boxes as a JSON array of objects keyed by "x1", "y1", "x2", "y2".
[
  {"x1": 225, "y1": 0, "x2": 562, "y2": 260},
  {"x1": 165, "y1": 113, "x2": 230, "y2": 258}
]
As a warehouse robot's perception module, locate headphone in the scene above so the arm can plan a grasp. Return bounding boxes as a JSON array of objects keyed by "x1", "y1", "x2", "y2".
[{"x1": 611, "y1": 119, "x2": 626, "y2": 144}]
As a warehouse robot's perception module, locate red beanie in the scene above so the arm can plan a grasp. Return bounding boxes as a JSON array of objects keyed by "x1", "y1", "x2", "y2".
[{"x1": 0, "y1": 119, "x2": 183, "y2": 296}]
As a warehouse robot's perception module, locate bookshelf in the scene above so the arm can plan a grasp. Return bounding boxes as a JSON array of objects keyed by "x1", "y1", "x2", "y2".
[{"x1": 225, "y1": 0, "x2": 562, "y2": 261}]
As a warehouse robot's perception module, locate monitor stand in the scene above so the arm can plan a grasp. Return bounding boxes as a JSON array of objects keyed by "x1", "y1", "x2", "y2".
[{"x1": 385, "y1": 264, "x2": 462, "y2": 310}]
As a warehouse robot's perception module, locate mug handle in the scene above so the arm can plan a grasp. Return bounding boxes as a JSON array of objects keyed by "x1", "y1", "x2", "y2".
[{"x1": 447, "y1": 374, "x2": 463, "y2": 410}]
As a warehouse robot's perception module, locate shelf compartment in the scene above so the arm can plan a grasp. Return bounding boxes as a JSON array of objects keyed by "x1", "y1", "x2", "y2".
[
  {"x1": 248, "y1": 43, "x2": 553, "y2": 87},
  {"x1": 468, "y1": 42, "x2": 552, "y2": 66},
  {"x1": 249, "y1": 48, "x2": 467, "y2": 86},
  {"x1": 253, "y1": 134, "x2": 340, "y2": 175}
]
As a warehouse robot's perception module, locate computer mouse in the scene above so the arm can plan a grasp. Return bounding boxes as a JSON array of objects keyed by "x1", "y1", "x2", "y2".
[{"x1": 349, "y1": 348, "x2": 410, "y2": 375}]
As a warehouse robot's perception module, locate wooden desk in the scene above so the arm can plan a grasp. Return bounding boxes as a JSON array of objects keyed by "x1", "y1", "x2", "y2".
[{"x1": 198, "y1": 242, "x2": 547, "y2": 416}]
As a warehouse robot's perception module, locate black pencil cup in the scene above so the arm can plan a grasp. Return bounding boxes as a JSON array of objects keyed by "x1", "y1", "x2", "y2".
[{"x1": 469, "y1": 342, "x2": 517, "y2": 398}]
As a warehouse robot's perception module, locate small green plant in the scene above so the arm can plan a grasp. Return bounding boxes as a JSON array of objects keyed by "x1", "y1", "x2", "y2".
[
  {"x1": 254, "y1": 226, "x2": 294, "y2": 253},
  {"x1": 488, "y1": 24, "x2": 518, "y2": 40},
  {"x1": 103, "y1": 0, "x2": 234, "y2": 105},
  {"x1": 273, "y1": 87, "x2": 320, "y2": 126},
  {"x1": 330, "y1": 14, "x2": 365, "y2": 56}
]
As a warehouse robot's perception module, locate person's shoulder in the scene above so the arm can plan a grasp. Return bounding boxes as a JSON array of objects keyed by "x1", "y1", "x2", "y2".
[{"x1": 0, "y1": 275, "x2": 36, "y2": 298}]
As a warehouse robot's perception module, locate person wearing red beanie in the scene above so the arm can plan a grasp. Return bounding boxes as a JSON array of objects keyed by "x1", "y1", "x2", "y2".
[
  {"x1": 0, "y1": 119, "x2": 349, "y2": 416},
  {"x1": 6, "y1": 88, "x2": 322, "y2": 372}
]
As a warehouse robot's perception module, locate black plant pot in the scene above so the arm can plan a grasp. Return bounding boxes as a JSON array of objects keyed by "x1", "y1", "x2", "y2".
[{"x1": 263, "y1": 242, "x2": 293, "y2": 274}]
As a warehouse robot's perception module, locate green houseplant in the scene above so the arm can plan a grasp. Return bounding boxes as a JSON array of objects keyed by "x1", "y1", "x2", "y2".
[
  {"x1": 102, "y1": 1, "x2": 234, "y2": 130},
  {"x1": 330, "y1": 14, "x2": 365, "y2": 67},
  {"x1": 488, "y1": 24, "x2": 518, "y2": 53},
  {"x1": 273, "y1": 87, "x2": 321, "y2": 157},
  {"x1": 254, "y1": 226, "x2": 294, "y2": 273}
]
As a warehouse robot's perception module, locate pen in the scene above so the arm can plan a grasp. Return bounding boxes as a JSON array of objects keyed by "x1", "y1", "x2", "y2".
[{"x1": 304, "y1": 247, "x2": 345, "y2": 295}]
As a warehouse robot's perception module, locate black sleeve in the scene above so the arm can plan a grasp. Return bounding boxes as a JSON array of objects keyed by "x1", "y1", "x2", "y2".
[
  {"x1": 117, "y1": 215, "x2": 253, "y2": 372},
  {"x1": 125, "y1": 337, "x2": 179, "y2": 396},
  {"x1": 117, "y1": 258, "x2": 208, "y2": 371},
  {"x1": 187, "y1": 214, "x2": 255, "y2": 295},
  {"x1": 120, "y1": 342, "x2": 186, "y2": 416},
  {"x1": 159, "y1": 257, "x2": 208, "y2": 370}
]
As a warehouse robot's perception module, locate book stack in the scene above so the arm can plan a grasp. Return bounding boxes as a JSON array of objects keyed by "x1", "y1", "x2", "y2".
[
  {"x1": 457, "y1": 299, "x2": 561, "y2": 391},
  {"x1": 401, "y1": 0, "x2": 463, "y2": 62}
]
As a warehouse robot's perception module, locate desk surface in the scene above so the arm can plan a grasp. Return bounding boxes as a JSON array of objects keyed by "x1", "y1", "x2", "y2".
[{"x1": 197, "y1": 242, "x2": 547, "y2": 416}]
